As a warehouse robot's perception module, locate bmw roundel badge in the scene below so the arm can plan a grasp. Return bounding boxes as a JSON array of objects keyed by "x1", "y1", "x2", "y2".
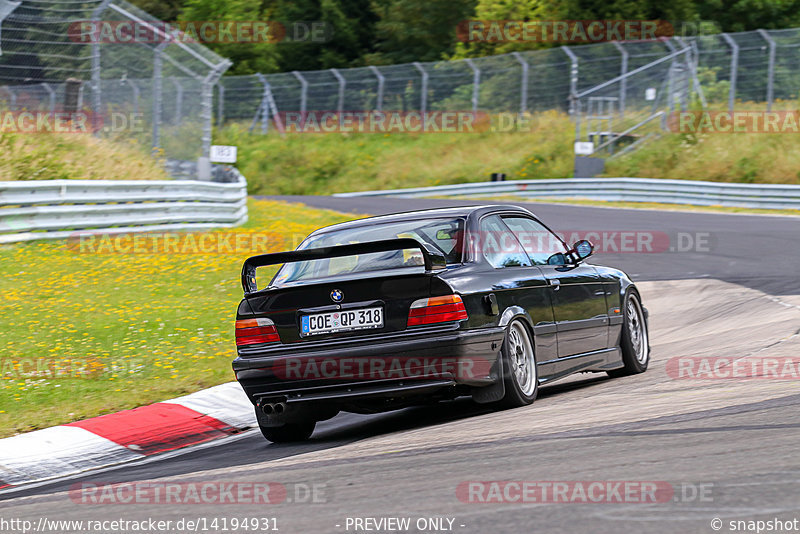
[{"x1": 330, "y1": 289, "x2": 344, "y2": 302}]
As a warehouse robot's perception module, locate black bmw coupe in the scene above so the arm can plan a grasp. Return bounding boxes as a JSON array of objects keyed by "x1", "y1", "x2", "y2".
[{"x1": 234, "y1": 205, "x2": 650, "y2": 442}]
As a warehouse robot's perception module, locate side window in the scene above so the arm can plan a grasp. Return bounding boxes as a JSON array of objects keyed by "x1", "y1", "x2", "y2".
[
  {"x1": 502, "y1": 216, "x2": 568, "y2": 265},
  {"x1": 478, "y1": 215, "x2": 531, "y2": 268}
]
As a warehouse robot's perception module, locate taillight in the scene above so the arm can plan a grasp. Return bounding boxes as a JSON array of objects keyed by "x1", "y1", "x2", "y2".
[
  {"x1": 408, "y1": 294, "x2": 468, "y2": 327},
  {"x1": 235, "y1": 317, "x2": 280, "y2": 346}
]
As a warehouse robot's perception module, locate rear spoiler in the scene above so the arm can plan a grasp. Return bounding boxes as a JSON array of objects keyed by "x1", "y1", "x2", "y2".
[{"x1": 241, "y1": 238, "x2": 447, "y2": 294}]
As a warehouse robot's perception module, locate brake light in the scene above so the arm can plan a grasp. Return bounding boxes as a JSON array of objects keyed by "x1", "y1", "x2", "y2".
[
  {"x1": 408, "y1": 294, "x2": 468, "y2": 326},
  {"x1": 235, "y1": 317, "x2": 280, "y2": 346}
]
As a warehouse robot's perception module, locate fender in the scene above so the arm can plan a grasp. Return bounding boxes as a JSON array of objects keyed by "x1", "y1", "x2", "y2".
[{"x1": 498, "y1": 305, "x2": 533, "y2": 329}]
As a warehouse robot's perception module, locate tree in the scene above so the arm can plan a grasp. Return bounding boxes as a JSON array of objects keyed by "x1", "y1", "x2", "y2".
[
  {"x1": 695, "y1": 0, "x2": 800, "y2": 32},
  {"x1": 273, "y1": 0, "x2": 378, "y2": 71},
  {"x1": 179, "y1": 0, "x2": 281, "y2": 75},
  {"x1": 131, "y1": 0, "x2": 184, "y2": 22},
  {"x1": 367, "y1": 0, "x2": 477, "y2": 64},
  {"x1": 453, "y1": 0, "x2": 697, "y2": 57}
]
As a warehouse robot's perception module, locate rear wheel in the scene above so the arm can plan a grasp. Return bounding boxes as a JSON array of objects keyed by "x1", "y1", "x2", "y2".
[
  {"x1": 498, "y1": 319, "x2": 538, "y2": 408},
  {"x1": 608, "y1": 290, "x2": 650, "y2": 377},
  {"x1": 259, "y1": 420, "x2": 316, "y2": 443}
]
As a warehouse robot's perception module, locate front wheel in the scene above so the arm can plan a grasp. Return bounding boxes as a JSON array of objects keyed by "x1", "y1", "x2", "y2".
[
  {"x1": 497, "y1": 319, "x2": 539, "y2": 408},
  {"x1": 608, "y1": 290, "x2": 650, "y2": 377},
  {"x1": 259, "y1": 420, "x2": 316, "y2": 443}
]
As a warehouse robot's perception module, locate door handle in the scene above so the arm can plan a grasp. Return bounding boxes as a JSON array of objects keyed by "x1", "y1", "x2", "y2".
[{"x1": 548, "y1": 279, "x2": 561, "y2": 291}]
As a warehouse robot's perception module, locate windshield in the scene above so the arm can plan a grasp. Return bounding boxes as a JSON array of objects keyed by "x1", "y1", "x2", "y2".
[{"x1": 270, "y1": 217, "x2": 465, "y2": 287}]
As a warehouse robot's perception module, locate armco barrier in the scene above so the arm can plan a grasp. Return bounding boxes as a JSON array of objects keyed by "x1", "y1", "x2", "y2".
[
  {"x1": 0, "y1": 171, "x2": 248, "y2": 243},
  {"x1": 334, "y1": 178, "x2": 800, "y2": 210}
]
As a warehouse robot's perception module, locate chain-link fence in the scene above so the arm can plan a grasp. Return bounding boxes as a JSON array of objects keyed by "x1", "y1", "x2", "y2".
[
  {"x1": 219, "y1": 29, "x2": 800, "y2": 134},
  {"x1": 0, "y1": 0, "x2": 230, "y2": 178},
  {"x1": 3, "y1": 6, "x2": 800, "y2": 175}
]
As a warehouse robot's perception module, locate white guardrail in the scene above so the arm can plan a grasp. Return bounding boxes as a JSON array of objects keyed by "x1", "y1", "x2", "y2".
[
  {"x1": 334, "y1": 177, "x2": 800, "y2": 211},
  {"x1": 0, "y1": 172, "x2": 248, "y2": 243}
]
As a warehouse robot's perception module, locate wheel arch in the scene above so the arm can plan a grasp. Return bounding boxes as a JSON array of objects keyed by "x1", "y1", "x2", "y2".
[{"x1": 498, "y1": 305, "x2": 536, "y2": 334}]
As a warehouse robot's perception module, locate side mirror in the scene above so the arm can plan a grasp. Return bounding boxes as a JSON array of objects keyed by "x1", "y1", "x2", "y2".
[
  {"x1": 546, "y1": 240, "x2": 594, "y2": 266},
  {"x1": 569, "y1": 239, "x2": 594, "y2": 263}
]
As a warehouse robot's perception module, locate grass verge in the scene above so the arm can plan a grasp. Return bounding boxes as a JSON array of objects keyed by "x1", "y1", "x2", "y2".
[
  {"x1": 214, "y1": 111, "x2": 574, "y2": 195},
  {"x1": 216, "y1": 105, "x2": 800, "y2": 195},
  {"x1": 1, "y1": 132, "x2": 170, "y2": 181},
  {"x1": 0, "y1": 199, "x2": 360, "y2": 438}
]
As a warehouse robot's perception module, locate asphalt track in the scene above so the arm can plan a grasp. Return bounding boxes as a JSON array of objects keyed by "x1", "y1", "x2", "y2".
[{"x1": 3, "y1": 197, "x2": 800, "y2": 534}]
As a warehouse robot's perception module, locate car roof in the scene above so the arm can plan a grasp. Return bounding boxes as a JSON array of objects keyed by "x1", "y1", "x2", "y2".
[{"x1": 307, "y1": 204, "x2": 534, "y2": 236}]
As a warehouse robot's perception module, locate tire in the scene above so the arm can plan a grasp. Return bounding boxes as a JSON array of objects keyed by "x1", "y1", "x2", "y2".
[
  {"x1": 608, "y1": 290, "x2": 650, "y2": 377},
  {"x1": 259, "y1": 420, "x2": 316, "y2": 443},
  {"x1": 497, "y1": 319, "x2": 539, "y2": 408}
]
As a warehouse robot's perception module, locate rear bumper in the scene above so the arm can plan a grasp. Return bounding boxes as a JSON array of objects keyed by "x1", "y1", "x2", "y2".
[{"x1": 233, "y1": 326, "x2": 505, "y2": 406}]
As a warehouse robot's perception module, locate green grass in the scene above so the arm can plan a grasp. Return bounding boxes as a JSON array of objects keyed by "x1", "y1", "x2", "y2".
[
  {"x1": 0, "y1": 132, "x2": 170, "y2": 181},
  {"x1": 216, "y1": 105, "x2": 800, "y2": 195},
  {"x1": 603, "y1": 130, "x2": 800, "y2": 184},
  {"x1": 214, "y1": 111, "x2": 574, "y2": 195},
  {"x1": 0, "y1": 199, "x2": 361, "y2": 437}
]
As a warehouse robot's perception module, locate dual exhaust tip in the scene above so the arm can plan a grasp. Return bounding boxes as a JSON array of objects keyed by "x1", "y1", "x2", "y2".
[{"x1": 261, "y1": 402, "x2": 287, "y2": 415}]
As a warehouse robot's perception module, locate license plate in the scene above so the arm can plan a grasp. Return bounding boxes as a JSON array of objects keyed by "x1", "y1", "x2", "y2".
[{"x1": 300, "y1": 307, "x2": 383, "y2": 336}]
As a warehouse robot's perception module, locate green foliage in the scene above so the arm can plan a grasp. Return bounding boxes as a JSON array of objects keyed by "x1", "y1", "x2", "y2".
[
  {"x1": 366, "y1": 0, "x2": 476, "y2": 64},
  {"x1": 453, "y1": 0, "x2": 698, "y2": 58},
  {"x1": 695, "y1": 67, "x2": 731, "y2": 105},
  {"x1": 214, "y1": 111, "x2": 575, "y2": 195},
  {"x1": 695, "y1": 0, "x2": 800, "y2": 32},
  {"x1": 274, "y1": 0, "x2": 378, "y2": 70},
  {"x1": 179, "y1": 0, "x2": 280, "y2": 74},
  {"x1": 129, "y1": 0, "x2": 800, "y2": 74}
]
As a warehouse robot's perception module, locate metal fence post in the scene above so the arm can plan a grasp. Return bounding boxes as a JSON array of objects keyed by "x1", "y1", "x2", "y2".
[
  {"x1": 199, "y1": 60, "x2": 231, "y2": 179},
  {"x1": 511, "y1": 52, "x2": 528, "y2": 116},
  {"x1": 413, "y1": 62, "x2": 428, "y2": 119},
  {"x1": 611, "y1": 41, "x2": 628, "y2": 116},
  {"x1": 464, "y1": 58, "x2": 480, "y2": 114},
  {"x1": 91, "y1": 0, "x2": 111, "y2": 132},
  {"x1": 676, "y1": 37, "x2": 708, "y2": 108},
  {"x1": 757, "y1": 29, "x2": 776, "y2": 111},
  {"x1": 663, "y1": 39, "x2": 677, "y2": 113},
  {"x1": 0, "y1": 86, "x2": 14, "y2": 110},
  {"x1": 171, "y1": 77, "x2": 183, "y2": 125},
  {"x1": 216, "y1": 82, "x2": 224, "y2": 125},
  {"x1": 125, "y1": 78, "x2": 140, "y2": 115},
  {"x1": 151, "y1": 41, "x2": 169, "y2": 150},
  {"x1": 368, "y1": 65, "x2": 385, "y2": 111},
  {"x1": 254, "y1": 72, "x2": 269, "y2": 134},
  {"x1": 562, "y1": 46, "x2": 578, "y2": 116},
  {"x1": 40, "y1": 83, "x2": 55, "y2": 114},
  {"x1": 721, "y1": 33, "x2": 738, "y2": 112},
  {"x1": 292, "y1": 71, "x2": 308, "y2": 115},
  {"x1": 330, "y1": 68, "x2": 345, "y2": 126}
]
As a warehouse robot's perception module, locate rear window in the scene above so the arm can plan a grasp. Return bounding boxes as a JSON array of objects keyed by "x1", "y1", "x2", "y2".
[{"x1": 271, "y1": 218, "x2": 464, "y2": 287}]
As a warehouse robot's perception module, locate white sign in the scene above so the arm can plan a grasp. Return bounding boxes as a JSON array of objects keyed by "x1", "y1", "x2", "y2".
[
  {"x1": 210, "y1": 145, "x2": 237, "y2": 164},
  {"x1": 645, "y1": 88, "x2": 657, "y2": 101},
  {"x1": 574, "y1": 141, "x2": 594, "y2": 155}
]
